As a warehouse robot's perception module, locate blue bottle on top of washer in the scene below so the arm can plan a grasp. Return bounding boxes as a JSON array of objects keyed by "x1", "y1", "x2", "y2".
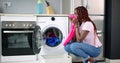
[{"x1": 37, "y1": 0, "x2": 44, "y2": 14}]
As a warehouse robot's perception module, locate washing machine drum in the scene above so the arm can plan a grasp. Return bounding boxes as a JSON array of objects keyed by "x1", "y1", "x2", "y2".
[
  {"x1": 32, "y1": 25, "x2": 42, "y2": 54},
  {"x1": 46, "y1": 36, "x2": 61, "y2": 47},
  {"x1": 43, "y1": 27, "x2": 63, "y2": 47}
]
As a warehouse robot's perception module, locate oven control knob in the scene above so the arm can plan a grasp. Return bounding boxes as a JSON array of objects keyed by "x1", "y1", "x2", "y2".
[
  {"x1": 13, "y1": 24, "x2": 15, "y2": 27},
  {"x1": 5, "y1": 24, "x2": 8, "y2": 27},
  {"x1": 23, "y1": 24, "x2": 25, "y2": 27},
  {"x1": 30, "y1": 24, "x2": 32, "y2": 27},
  {"x1": 26, "y1": 24, "x2": 29, "y2": 27},
  {"x1": 9, "y1": 24, "x2": 11, "y2": 27}
]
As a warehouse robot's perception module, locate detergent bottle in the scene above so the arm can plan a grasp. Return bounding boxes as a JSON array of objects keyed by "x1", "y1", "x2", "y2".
[
  {"x1": 37, "y1": 0, "x2": 44, "y2": 14},
  {"x1": 45, "y1": 0, "x2": 54, "y2": 14}
]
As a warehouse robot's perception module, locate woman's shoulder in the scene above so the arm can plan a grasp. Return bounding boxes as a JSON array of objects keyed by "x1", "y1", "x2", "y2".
[
  {"x1": 81, "y1": 21, "x2": 94, "y2": 31},
  {"x1": 84, "y1": 21, "x2": 93, "y2": 25}
]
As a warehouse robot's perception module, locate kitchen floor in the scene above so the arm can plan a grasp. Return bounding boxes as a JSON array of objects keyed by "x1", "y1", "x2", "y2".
[
  {"x1": 73, "y1": 61, "x2": 106, "y2": 63},
  {"x1": 73, "y1": 62, "x2": 106, "y2": 63}
]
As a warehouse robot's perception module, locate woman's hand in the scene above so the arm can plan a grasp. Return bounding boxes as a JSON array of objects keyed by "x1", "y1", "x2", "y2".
[
  {"x1": 68, "y1": 14, "x2": 76, "y2": 23},
  {"x1": 73, "y1": 17, "x2": 79, "y2": 28}
]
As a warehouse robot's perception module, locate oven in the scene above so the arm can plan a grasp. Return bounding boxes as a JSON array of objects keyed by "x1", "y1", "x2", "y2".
[{"x1": 1, "y1": 21, "x2": 41, "y2": 62}]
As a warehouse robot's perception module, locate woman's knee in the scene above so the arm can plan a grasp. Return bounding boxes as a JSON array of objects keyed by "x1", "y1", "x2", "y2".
[
  {"x1": 70, "y1": 43, "x2": 84, "y2": 51},
  {"x1": 70, "y1": 42, "x2": 83, "y2": 47},
  {"x1": 64, "y1": 44, "x2": 71, "y2": 52},
  {"x1": 70, "y1": 43, "x2": 80, "y2": 51}
]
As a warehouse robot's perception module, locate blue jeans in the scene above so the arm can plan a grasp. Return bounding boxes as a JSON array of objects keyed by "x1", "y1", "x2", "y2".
[{"x1": 64, "y1": 42, "x2": 101, "y2": 60}]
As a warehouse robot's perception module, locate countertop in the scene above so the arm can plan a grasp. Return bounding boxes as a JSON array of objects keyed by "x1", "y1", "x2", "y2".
[{"x1": 0, "y1": 13, "x2": 68, "y2": 17}]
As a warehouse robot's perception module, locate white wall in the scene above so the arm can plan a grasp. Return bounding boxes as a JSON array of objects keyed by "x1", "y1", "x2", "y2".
[{"x1": 0, "y1": 0, "x2": 61, "y2": 14}]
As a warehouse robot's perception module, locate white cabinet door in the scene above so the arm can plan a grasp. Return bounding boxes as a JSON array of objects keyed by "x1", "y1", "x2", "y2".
[{"x1": 71, "y1": 0, "x2": 104, "y2": 14}]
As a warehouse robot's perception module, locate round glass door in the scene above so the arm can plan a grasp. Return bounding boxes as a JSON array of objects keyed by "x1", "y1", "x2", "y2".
[
  {"x1": 32, "y1": 25, "x2": 42, "y2": 54},
  {"x1": 43, "y1": 27, "x2": 63, "y2": 47}
]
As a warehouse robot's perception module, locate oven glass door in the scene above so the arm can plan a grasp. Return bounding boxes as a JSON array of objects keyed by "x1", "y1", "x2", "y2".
[{"x1": 2, "y1": 29, "x2": 35, "y2": 56}]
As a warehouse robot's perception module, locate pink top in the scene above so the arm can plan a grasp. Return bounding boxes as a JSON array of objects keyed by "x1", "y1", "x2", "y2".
[{"x1": 79, "y1": 22, "x2": 102, "y2": 47}]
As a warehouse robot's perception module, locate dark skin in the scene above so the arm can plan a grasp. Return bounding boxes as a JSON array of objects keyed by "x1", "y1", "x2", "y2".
[
  {"x1": 71, "y1": 9, "x2": 96, "y2": 63},
  {"x1": 73, "y1": 10, "x2": 89, "y2": 42}
]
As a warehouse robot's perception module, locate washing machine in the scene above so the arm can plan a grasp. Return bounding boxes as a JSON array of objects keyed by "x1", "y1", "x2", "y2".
[
  {"x1": 36, "y1": 16, "x2": 69, "y2": 55},
  {"x1": 33, "y1": 15, "x2": 72, "y2": 63}
]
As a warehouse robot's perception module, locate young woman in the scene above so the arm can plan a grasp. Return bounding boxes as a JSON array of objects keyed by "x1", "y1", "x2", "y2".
[{"x1": 64, "y1": 6, "x2": 102, "y2": 63}]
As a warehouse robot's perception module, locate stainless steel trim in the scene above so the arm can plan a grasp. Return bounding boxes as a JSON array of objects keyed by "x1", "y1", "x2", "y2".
[
  {"x1": 3, "y1": 31, "x2": 33, "y2": 33},
  {"x1": 97, "y1": 30, "x2": 102, "y2": 34},
  {"x1": 89, "y1": 14, "x2": 104, "y2": 16},
  {"x1": 98, "y1": 34, "x2": 102, "y2": 37},
  {"x1": 97, "y1": 30, "x2": 103, "y2": 37}
]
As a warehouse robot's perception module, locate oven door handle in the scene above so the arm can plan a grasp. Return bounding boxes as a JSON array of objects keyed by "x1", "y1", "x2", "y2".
[{"x1": 3, "y1": 31, "x2": 33, "y2": 33}]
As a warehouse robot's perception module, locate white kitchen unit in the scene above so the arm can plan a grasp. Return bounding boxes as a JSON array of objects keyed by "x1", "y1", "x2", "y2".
[
  {"x1": 0, "y1": 14, "x2": 72, "y2": 63},
  {"x1": 34, "y1": 15, "x2": 72, "y2": 63},
  {"x1": 0, "y1": 15, "x2": 39, "y2": 63}
]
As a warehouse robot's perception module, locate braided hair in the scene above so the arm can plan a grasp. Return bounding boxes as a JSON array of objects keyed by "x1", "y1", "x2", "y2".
[{"x1": 75, "y1": 6, "x2": 97, "y2": 33}]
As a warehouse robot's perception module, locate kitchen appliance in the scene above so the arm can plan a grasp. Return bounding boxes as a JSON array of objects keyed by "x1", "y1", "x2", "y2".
[
  {"x1": 0, "y1": 15, "x2": 40, "y2": 63},
  {"x1": 35, "y1": 16, "x2": 72, "y2": 63},
  {"x1": 105, "y1": 0, "x2": 120, "y2": 61},
  {"x1": 36, "y1": 16, "x2": 69, "y2": 55},
  {"x1": 69, "y1": 0, "x2": 105, "y2": 62}
]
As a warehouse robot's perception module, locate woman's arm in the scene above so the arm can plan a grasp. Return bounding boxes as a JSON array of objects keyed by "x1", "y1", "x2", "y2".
[
  {"x1": 74, "y1": 20, "x2": 89, "y2": 42},
  {"x1": 75, "y1": 27, "x2": 89, "y2": 42},
  {"x1": 72, "y1": 16, "x2": 89, "y2": 42}
]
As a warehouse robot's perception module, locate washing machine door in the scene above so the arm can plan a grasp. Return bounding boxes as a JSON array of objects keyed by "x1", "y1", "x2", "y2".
[
  {"x1": 42, "y1": 27, "x2": 63, "y2": 47},
  {"x1": 32, "y1": 25, "x2": 42, "y2": 54}
]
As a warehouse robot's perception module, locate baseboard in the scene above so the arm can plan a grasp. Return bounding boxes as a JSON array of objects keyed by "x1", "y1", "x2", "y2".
[{"x1": 106, "y1": 58, "x2": 120, "y2": 63}]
